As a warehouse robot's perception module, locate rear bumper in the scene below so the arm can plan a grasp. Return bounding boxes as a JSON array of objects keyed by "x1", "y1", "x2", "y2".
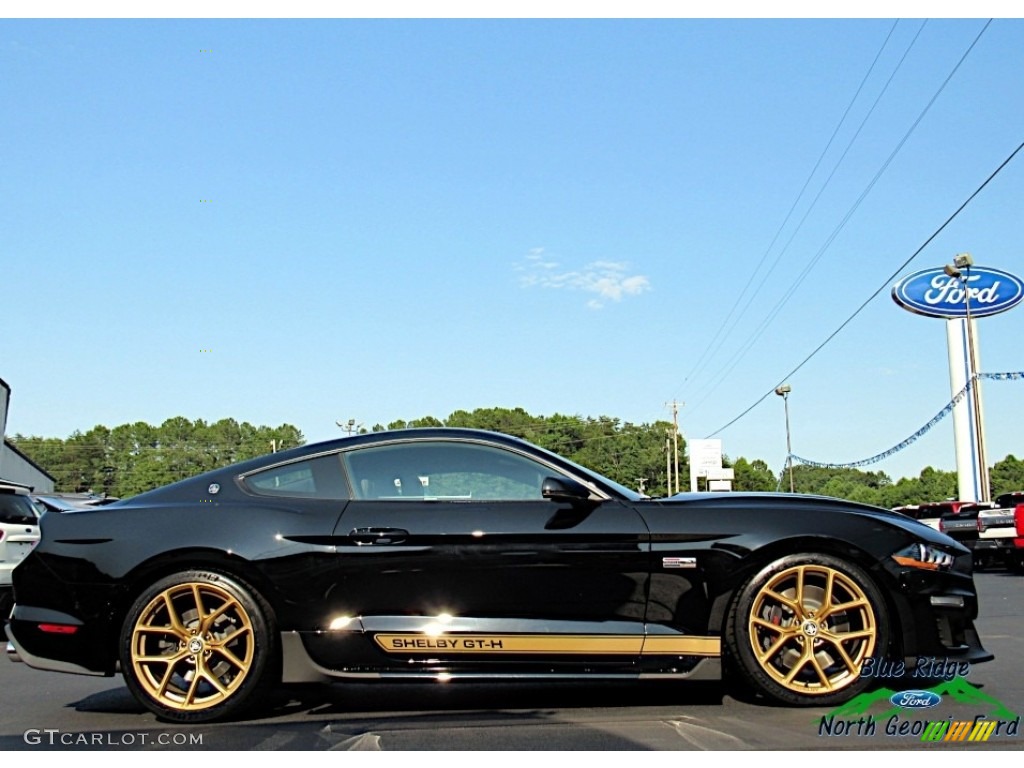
[
  {"x1": 5, "y1": 617, "x2": 109, "y2": 676},
  {"x1": 975, "y1": 537, "x2": 1024, "y2": 551},
  {"x1": 5, "y1": 604, "x2": 114, "y2": 676}
]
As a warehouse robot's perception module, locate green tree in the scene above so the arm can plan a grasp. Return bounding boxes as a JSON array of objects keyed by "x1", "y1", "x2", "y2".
[
  {"x1": 407, "y1": 416, "x2": 445, "y2": 428},
  {"x1": 16, "y1": 407, "x2": 1019, "y2": 506},
  {"x1": 879, "y1": 466, "x2": 957, "y2": 508},
  {"x1": 12, "y1": 418, "x2": 305, "y2": 498},
  {"x1": 991, "y1": 455, "x2": 1024, "y2": 497},
  {"x1": 730, "y1": 458, "x2": 776, "y2": 492}
]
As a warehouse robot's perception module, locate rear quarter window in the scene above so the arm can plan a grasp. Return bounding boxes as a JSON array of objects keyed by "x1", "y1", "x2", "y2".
[
  {"x1": 0, "y1": 493, "x2": 39, "y2": 526},
  {"x1": 241, "y1": 454, "x2": 350, "y2": 499}
]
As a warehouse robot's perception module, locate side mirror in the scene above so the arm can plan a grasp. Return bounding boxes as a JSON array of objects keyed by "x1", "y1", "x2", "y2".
[{"x1": 541, "y1": 476, "x2": 593, "y2": 504}]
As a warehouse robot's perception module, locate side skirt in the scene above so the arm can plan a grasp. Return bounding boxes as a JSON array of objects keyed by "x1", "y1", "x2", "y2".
[{"x1": 279, "y1": 631, "x2": 723, "y2": 683}]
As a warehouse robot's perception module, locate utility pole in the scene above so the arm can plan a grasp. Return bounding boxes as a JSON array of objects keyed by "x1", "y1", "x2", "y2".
[
  {"x1": 665, "y1": 436, "x2": 672, "y2": 497},
  {"x1": 665, "y1": 400, "x2": 683, "y2": 495}
]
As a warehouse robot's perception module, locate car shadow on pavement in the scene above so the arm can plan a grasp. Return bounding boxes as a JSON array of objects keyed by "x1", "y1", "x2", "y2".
[
  {"x1": 70, "y1": 686, "x2": 146, "y2": 715},
  {"x1": 258, "y1": 679, "x2": 729, "y2": 719},
  {"x1": 68, "y1": 679, "x2": 728, "y2": 722}
]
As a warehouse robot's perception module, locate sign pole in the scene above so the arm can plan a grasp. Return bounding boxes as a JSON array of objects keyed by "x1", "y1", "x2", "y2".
[{"x1": 945, "y1": 318, "x2": 985, "y2": 502}]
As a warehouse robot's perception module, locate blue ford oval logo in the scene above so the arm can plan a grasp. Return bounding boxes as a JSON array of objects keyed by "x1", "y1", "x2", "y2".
[
  {"x1": 892, "y1": 266, "x2": 1023, "y2": 319},
  {"x1": 890, "y1": 690, "x2": 942, "y2": 709}
]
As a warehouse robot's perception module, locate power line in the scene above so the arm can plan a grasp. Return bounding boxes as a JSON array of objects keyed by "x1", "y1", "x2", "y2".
[
  {"x1": 705, "y1": 137, "x2": 1024, "y2": 438},
  {"x1": 690, "y1": 21, "x2": 992, "y2": 419},
  {"x1": 685, "y1": 21, "x2": 933, "y2": 414},
  {"x1": 680, "y1": 19, "x2": 905, "y2": 392}
]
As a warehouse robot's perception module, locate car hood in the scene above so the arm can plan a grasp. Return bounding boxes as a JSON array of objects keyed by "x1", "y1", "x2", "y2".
[{"x1": 658, "y1": 491, "x2": 967, "y2": 551}]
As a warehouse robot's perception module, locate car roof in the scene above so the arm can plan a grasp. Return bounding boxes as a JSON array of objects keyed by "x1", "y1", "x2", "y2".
[{"x1": 210, "y1": 428, "x2": 538, "y2": 476}]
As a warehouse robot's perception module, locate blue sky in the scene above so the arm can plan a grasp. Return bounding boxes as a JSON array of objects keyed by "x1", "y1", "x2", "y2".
[{"x1": 2, "y1": 14, "x2": 1022, "y2": 483}]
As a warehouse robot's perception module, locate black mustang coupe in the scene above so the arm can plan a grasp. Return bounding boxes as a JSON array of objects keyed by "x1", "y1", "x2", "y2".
[{"x1": 6, "y1": 428, "x2": 991, "y2": 723}]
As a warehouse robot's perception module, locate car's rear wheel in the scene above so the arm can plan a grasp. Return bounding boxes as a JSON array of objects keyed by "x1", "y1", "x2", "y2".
[
  {"x1": 120, "y1": 570, "x2": 276, "y2": 723},
  {"x1": 726, "y1": 553, "x2": 888, "y2": 707}
]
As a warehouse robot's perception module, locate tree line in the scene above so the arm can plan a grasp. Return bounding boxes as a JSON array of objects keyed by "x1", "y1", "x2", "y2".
[
  {"x1": 11, "y1": 406, "x2": 1024, "y2": 506},
  {"x1": 12, "y1": 418, "x2": 304, "y2": 498}
]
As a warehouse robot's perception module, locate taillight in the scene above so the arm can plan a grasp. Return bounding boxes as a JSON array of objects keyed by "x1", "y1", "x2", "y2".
[
  {"x1": 938, "y1": 518, "x2": 945, "y2": 533},
  {"x1": 1015, "y1": 505, "x2": 1024, "y2": 547},
  {"x1": 38, "y1": 624, "x2": 79, "y2": 635}
]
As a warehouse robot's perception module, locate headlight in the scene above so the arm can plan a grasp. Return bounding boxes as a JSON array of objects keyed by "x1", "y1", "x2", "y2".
[{"x1": 892, "y1": 543, "x2": 955, "y2": 571}]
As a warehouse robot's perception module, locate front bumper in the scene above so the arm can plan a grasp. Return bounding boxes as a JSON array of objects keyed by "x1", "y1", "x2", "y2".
[{"x1": 887, "y1": 550, "x2": 993, "y2": 667}]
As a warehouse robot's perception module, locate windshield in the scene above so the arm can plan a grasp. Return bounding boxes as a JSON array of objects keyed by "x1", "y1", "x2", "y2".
[{"x1": 522, "y1": 441, "x2": 647, "y2": 501}]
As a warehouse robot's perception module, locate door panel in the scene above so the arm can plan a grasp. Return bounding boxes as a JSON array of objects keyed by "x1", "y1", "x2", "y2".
[{"x1": 319, "y1": 498, "x2": 650, "y2": 669}]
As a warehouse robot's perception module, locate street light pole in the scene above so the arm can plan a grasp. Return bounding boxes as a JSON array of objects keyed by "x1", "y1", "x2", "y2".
[
  {"x1": 775, "y1": 384, "x2": 794, "y2": 493},
  {"x1": 336, "y1": 418, "x2": 362, "y2": 436}
]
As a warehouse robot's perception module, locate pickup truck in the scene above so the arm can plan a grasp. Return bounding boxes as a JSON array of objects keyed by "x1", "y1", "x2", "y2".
[
  {"x1": 927, "y1": 492, "x2": 1024, "y2": 571},
  {"x1": 892, "y1": 502, "x2": 947, "y2": 531},
  {"x1": 973, "y1": 491, "x2": 1024, "y2": 572},
  {"x1": 894, "y1": 500, "x2": 995, "y2": 535}
]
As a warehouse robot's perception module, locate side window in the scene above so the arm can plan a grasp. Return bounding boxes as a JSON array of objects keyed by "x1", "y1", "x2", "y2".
[
  {"x1": 343, "y1": 441, "x2": 555, "y2": 501},
  {"x1": 242, "y1": 454, "x2": 349, "y2": 499},
  {"x1": 0, "y1": 494, "x2": 38, "y2": 526}
]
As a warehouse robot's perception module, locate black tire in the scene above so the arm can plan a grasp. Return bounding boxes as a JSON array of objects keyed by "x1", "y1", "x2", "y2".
[
  {"x1": 1008, "y1": 553, "x2": 1024, "y2": 575},
  {"x1": 725, "y1": 553, "x2": 889, "y2": 707},
  {"x1": 0, "y1": 588, "x2": 13, "y2": 641},
  {"x1": 120, "y1": 570, "x2": 277, "y2": 723}
]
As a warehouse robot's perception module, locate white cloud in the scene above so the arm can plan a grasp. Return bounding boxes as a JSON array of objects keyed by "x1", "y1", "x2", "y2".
[{"x1": 516, "y1": 249, "x2": 651, "y2": 309}]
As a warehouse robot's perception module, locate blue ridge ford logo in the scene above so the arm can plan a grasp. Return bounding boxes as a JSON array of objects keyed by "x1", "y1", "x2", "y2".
[
  {"x1": 890, "y1": 690, "x2": 942, "y2": 709},
  {"x1": 892, "y1": 266, "x2": 1024, "y2": 319}
]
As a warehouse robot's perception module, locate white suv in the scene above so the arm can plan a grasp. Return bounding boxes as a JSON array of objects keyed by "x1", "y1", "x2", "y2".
[{"x1": 1, "y1": 484, "x2": 41, "y2": 636}]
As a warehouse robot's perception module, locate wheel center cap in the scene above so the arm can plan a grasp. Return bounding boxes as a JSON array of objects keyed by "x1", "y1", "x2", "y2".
[
  {"x1": 801, "y1": 619, "x2": 820, "y2": 637},
  {"x1": 188, "y1": 637, "x2": 205, "y2": 654}
]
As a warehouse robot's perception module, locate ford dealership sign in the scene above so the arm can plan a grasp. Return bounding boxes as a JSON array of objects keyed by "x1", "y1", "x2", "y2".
[{"x1": 892, "y1": 266, "x2": 1024, "y2": 319}]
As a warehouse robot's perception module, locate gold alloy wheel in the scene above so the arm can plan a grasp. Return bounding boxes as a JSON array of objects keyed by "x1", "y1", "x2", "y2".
[
  {"x1": 747, "y1": 563, "x2": 877, "y2": 695},
  {"x1": 129, "y1": 582, "x2": 255, "y2": 712}
]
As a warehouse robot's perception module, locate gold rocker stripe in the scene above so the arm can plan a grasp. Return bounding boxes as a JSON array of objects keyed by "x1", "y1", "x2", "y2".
[
  {"x1": 373, "y1": 634, "x2": 721, "y2": 657},
  {"x1": 642, "y1": 636, "x2": 721, "y2": 656}
]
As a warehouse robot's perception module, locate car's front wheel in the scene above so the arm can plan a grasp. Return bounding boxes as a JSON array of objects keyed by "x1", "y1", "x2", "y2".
[
  {"x1": 726, "y1": 553, "x2": 888, "y2": 707},
  {"x1": 120, "y1": 570, "x2": 276, "y2": 723}
]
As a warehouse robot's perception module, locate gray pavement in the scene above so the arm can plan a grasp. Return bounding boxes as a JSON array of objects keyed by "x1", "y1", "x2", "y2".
[{"x1": 1, "y1": 571, "x2": 1020, "y2": 750}]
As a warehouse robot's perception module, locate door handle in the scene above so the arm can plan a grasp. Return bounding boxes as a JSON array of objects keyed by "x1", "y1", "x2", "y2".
[{"x1": 349, "y1": 527, "x2": 409, "y2": 545}]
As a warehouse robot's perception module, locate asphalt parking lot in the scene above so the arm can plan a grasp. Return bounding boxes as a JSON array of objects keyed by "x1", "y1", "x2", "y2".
[{"x1": 1, "y1": 570, "x2": 1021, "y2": 751}]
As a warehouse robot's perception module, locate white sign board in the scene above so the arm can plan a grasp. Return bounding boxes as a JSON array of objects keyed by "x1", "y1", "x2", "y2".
[
  {"x1": 689, "y1": 438, "x2": 724, "y2": 492},
  {"x1": 704, "y1": 467, "x2": 734, "y2": 481}
]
